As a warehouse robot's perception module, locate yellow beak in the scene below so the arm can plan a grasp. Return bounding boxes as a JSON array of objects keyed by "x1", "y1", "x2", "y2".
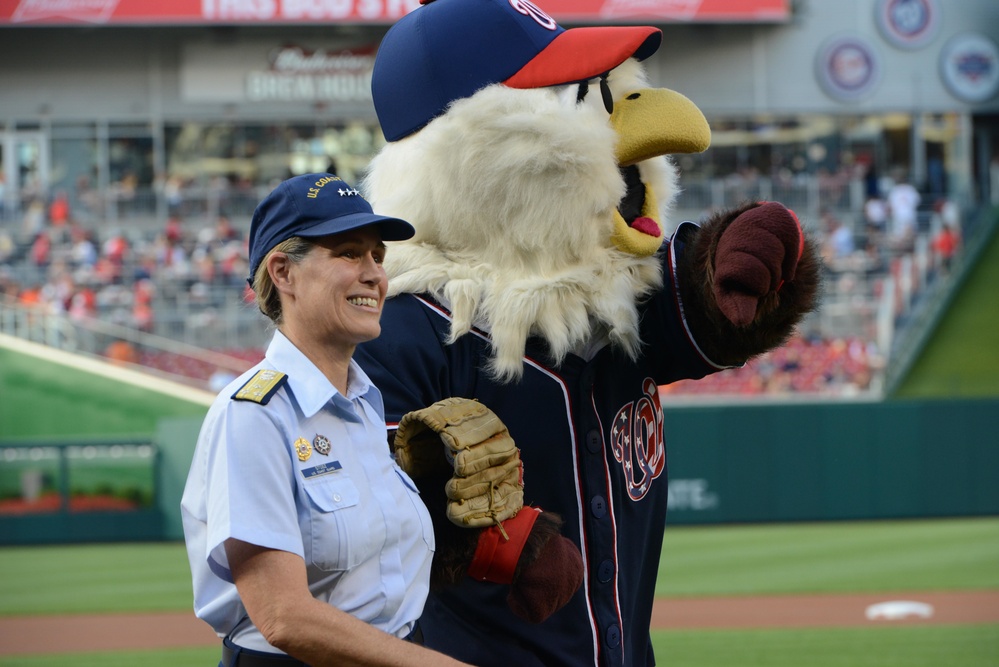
[
  {"x1": 610, "y1": 87, "x2": 711, "y2": 165},
  {"x1": 608, "y1": 88, "x2": 711, "y2": 257}
]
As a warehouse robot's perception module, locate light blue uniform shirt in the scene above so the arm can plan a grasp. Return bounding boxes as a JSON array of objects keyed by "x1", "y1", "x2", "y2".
[{"x1": 181, "y1": 330, "x2": 435, "y2": 653}]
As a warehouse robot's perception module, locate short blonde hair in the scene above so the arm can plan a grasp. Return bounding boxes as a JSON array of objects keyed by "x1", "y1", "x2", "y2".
[{"x1": 252, "y1": 237, "x2": 314, "y2": 324}]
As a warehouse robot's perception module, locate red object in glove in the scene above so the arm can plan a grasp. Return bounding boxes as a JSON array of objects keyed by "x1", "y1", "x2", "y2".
[
  {"x1": 713, "y1": 202, "x2": 804, "y2": 327},
  {"x1": 507, "y1": 534, "x2": 584, "y2": 623},
  {"x1": 467, "y1": 507, "x2": 542, "y2": 585}
]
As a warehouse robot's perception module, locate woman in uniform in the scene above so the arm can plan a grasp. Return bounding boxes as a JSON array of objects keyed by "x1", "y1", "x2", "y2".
[{"x1": 181, "y1": 173, "x2": 474, "y2": 667}]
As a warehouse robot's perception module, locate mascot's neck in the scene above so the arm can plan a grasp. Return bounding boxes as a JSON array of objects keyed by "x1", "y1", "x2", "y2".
[{"x1": 386, "y1": 241, "x2": 663, "y2": 382}]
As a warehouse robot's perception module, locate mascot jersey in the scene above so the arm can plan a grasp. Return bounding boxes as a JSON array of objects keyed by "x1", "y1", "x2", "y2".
[{"x1": 356, "y1": 223, "x2": 727, "y2": 667}]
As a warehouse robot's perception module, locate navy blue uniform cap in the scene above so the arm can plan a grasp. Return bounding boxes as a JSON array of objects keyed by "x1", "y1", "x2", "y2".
[
  {"x1": 247, "y1": 173, "x2": 415, "y2": 285},
  {"x1": 372, "y1": 0, "x2": 662, "y2": 142}
]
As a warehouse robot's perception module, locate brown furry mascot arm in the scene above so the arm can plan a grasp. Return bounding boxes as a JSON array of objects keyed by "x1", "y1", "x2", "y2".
[{"x1": 676, "y1": 201, "x2": 821, "y2": 366}]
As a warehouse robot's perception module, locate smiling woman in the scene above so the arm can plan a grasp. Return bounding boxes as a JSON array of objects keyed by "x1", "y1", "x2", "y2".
[
  {"x1": 273, "y1": 230, "x2": 390, "y2": 366},
  {"x1": 179, "y1": 174, "x2": 475, "y2": 667}
]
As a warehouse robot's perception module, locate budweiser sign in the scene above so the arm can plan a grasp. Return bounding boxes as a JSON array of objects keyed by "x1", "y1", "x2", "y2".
[{"x1": 269, "y1": 45, "x2": 376, "y2": 74}]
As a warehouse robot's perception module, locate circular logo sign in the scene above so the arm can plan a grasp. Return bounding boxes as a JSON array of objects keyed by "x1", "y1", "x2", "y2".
[
  {"x1": 940, "y1": 33, "x2": 999, "y2": 103},
  {"x1": 816, "y1": 35, "x2": 882, "y2": 102},
  {"x1": 875, "y1": 0, "x2": 940, "y2": 50}
]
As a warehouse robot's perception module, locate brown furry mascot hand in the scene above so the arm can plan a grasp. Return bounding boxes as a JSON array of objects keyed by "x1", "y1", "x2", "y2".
[
  {"x1": 678, "y1": 201, "x2": 821, "y2": 366},
  {"x1": 466, "y1": 508, "x2": 583, "y2": 624},
  {"x1": 712, "y1": 201, "x2": 805, "y2": 327},
  {"x1": 504, "y1": 513, "x2": 584, "y2": 623}
]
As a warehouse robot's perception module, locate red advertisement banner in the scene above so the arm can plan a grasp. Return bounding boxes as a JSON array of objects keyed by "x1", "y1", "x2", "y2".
[{"x1": 0, "y1": 0, "x2": 789, "y2": 26}]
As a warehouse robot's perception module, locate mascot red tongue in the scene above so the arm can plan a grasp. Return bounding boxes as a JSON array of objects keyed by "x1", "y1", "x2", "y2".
[
  {"x1": 631, "y1": 217, "x2": 660, "y2": 236},
  {"x1": 354, "y1": 0, "x2": 820, "y2": 665}
]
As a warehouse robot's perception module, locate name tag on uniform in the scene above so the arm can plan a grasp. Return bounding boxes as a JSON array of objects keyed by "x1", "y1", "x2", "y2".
[{"x1": 301, "y1": 461, "x2": 343, "y2": 479}]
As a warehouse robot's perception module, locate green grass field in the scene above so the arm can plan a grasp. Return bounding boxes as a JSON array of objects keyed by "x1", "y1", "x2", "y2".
[
  {"x1": 650, "y1": 625, "x2": 999, "y2": 667},
  {"x1": 657, "y1": 517, "x2": 999, "y2": 597},
  {"x1": 1, "y1": 517, "x2": 996, "y2": 666},
  {"x1": 0, "y1": 542, "x2": 193, "y2": 616},
  {"x1": 0, "y1": 648, "x2": 220, "y2": 667},
  {"x1": 651, "y1": 518, "x2": 999, "y2": 666}
]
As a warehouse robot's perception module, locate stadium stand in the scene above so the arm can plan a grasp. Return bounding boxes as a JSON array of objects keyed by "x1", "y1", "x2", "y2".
[{"x1": 0, "y1": 173, "x2": 977, "y2": 399}]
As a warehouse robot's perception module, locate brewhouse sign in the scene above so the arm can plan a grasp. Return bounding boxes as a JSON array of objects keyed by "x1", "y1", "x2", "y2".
[{"x1": 247, "y1": 45, "x2": 375, "y2": 102}]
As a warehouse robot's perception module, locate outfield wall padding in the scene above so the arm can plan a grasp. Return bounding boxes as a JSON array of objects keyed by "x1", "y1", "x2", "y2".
[{"x1": 662, "y1": 399, "x2": 999, "y2": 524}]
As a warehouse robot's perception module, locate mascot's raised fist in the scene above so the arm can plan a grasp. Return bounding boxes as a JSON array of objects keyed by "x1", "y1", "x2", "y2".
[
  {"x1": 677, "y1": 200, "x2": 820, "y2": 367},
  {"x1": 712, "y1": 201, "x2": 805, "y2": 327}
]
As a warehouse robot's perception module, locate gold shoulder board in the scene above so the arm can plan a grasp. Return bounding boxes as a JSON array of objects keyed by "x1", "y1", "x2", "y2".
[{"x1": 232, "y1": 369, "x2": 288, "y2": 405}]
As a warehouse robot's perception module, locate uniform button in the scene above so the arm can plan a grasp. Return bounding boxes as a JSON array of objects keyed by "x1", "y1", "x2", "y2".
[
  {"x1": 605, "y1": 624, "x2": 621, "y2": 648},
  {"x1": 597, "y1": 559, "x2": 614, "y2": 583},
  {"x1": 586, "y1": 430, "x2": 602, "y2": 454},
  {"x1": 333, "y1": 493, "x2": 342, "y2": 503},
  {"x1": 590, "y1": 496, "x2": 606, "y2": 518}
]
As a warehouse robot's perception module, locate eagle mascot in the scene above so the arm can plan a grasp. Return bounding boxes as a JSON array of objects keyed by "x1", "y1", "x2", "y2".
[{"x1": 354, "y1": 0, "x2": 820, "y2": 665}]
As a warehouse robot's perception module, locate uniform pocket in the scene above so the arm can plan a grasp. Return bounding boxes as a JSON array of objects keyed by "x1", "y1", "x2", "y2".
[
  {"x1": 305, "y1": 474, "x2": 360, "y2": 512},
  {"x1": 302, "y1": 473, "x2": 375, "y2": 572}
]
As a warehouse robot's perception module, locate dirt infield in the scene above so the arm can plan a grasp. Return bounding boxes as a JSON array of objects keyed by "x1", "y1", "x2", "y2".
[{"x1": 1, "y1": 591, "x2": 997, "y2": 656}]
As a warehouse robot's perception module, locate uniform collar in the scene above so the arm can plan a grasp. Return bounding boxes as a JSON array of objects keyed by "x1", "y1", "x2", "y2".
[{"x1": 265, "y1": 330, "x2": 376, "y2": 418}]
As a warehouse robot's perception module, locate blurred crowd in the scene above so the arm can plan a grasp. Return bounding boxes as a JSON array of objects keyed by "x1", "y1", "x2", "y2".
[
  {"x1": 817, "y1": 166, "x2": 962, "y2": 276},
  {"x1": 0, "y1": 168, "x2": 966, "y2": 398},
  {"x1": 1, "y1": 195, "x2": 254, "y2": 336},
  {"x1": 663, "y1": 334, "x2": 883, "y2": 398}
]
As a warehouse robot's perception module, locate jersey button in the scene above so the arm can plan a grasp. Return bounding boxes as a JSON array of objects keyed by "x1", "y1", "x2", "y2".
[
  {"x1": 586, "y1": 430, "x2": 601, "y2": 454},
  {"x1": 605, "y1": 623, "x2": 621, "y2": 648},
  {"x1": 590, "y1": 496, "x2": 606, "y2": 518},
  {"x1": 597, "y1": 559, "x2": 614, "y2": 583}
]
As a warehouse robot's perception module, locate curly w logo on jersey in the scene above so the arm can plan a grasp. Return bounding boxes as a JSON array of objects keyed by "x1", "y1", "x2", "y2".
[{"x1": 610, "y1": 378, "x2": 665, "y2": 500}]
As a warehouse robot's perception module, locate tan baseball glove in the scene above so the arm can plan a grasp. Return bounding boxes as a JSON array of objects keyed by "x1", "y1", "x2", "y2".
[{"x1": 394, "y1": 397, "x2": 524, "y2": 529}]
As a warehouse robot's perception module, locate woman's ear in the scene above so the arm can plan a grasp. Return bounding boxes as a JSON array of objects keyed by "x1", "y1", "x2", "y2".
[{"x1": 267, "y1": 252, "x2": 294, "y2": 294}]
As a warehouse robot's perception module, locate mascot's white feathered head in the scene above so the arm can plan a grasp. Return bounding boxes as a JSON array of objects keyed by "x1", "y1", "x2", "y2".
[{"x1": 364, "y1": 0, "x2": 711, "y2": 381}]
